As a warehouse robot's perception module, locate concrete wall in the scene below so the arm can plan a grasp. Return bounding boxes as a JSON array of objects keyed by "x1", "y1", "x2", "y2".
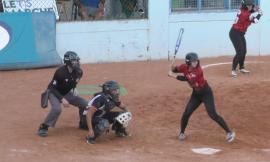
[
  {"x1": 56, "y1": 20, "x2": 149, "y2": 63},
  {"x1": 56, "y1": 0, "x2": 269, "y2": 63}
]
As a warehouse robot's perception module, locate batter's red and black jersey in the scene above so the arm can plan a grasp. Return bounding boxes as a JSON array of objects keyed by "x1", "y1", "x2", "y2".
[
  {"x1": 232, "y1": 8, "x2": 254, "y2": 33},
  {"x1": 175, "y1": 64, "x2": 207, "y2": 91}
]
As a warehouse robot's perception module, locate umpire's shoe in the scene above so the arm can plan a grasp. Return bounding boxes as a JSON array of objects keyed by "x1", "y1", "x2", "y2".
[
  {"x1": 37, "y1": 123, "x2": 49, "y2": 137},
  {"x1": 227, "y1": 131, "x2": 235, "y2": 143}
]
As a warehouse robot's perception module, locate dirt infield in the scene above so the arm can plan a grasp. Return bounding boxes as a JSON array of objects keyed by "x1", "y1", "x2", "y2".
[{"x1": 0, "y1": 56, "x2": 270, "y2": 162}]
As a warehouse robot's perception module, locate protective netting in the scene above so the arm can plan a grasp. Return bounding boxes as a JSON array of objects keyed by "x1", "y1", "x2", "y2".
[
  {"x1": 67, "y1": 0, "x2": 148, "y2": 21},
  {"x1": 231, "y1": 0, "x2": 242, "y2": 9},
  {"x1": 171, "y1": 0, "x2": 258, "y2": 11},
  {"x1": 104, "y1": 0, "x2": 147, "y2": 19},
  {"x1": 202, "y1": 0, "x2": 225, "y2": 9},
  {"x1": 172, "y1": 0, "x2": 197, "y2": 10}
]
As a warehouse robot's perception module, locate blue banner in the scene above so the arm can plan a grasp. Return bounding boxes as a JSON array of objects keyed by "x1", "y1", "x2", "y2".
[{"x1": 0, "y1": 12, "x2": 62, "y2": 70}]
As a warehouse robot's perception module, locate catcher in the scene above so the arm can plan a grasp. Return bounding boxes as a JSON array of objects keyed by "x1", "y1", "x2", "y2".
[
  {"x1": 83, "y1": 80, "x2": 132, "y2": 144},
  {"x1": 168, "y1": 52, "x2": 235, "y2": 142}
]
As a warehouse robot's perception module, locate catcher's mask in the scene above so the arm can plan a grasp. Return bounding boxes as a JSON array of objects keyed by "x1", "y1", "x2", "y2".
[
  {"x1": 63, "y1": 51, "x2": 80, "y2": 70},
  {"x1": 102, "y1": 80, "x2": 120, "y2": 102},
  {"x1": 185, "y1": 52, "x2": 199, "y2": 66}
]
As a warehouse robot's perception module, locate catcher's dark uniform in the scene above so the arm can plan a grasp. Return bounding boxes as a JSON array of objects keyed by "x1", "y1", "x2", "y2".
[{"x1": 87, "y1": 93, "x2": 127, "y2": 139}]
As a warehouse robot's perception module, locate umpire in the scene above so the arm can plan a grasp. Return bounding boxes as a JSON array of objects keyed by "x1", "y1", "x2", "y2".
[{"x1": 37, "y1": 51, "x2": 88, "y2": 137}]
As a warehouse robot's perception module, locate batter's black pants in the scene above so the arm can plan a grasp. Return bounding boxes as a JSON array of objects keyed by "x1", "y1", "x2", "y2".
[
  {"x1": 229, "y1": 27, "x2": 247, "y2": 70},
  {"x1": 180, "y1": 84, "x2": 231, "y2": 134}
]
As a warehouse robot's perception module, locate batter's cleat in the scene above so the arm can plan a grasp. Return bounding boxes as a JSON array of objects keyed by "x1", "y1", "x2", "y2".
[
  {"x1": 37, "y1": 124, "x2": 49, "y2": 137},
  {"x1": 178, "y1": 133, "x2": 186, "y2": 141},
  {"x1": 227, "y1": 131, "x2": 235, "y2": 143},
  {"x1": 231, "y1": 70, "x2": 237, "y2": 77},
  {"x1": 240, "y1": 68, "x2": 250, "y2": 74}
]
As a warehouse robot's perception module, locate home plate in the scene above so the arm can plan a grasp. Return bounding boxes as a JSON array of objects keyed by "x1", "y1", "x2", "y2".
[{"x1": 191, "y1": 148, "x2": 222, "y2": 155}]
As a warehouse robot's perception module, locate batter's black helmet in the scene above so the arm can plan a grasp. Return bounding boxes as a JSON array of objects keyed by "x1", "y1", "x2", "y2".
[{"x1": 185, "y1": 52, "x2": 199, "y2": 65}]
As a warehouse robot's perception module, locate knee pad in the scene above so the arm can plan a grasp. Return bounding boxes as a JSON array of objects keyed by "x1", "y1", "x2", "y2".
[
  {"x1": 94, "y1": 119, "x2": 110, "y2": 137},
  {"x1": 115, "y1": 112, "x2": 132, "y2": 128}
]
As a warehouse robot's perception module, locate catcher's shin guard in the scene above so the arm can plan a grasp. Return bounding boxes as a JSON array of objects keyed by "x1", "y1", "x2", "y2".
[{"x1": 93, "y1": 118, "x2": 110, "y2": 138}]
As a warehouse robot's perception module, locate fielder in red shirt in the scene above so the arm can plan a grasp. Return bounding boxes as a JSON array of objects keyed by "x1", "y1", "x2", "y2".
[
  {"x1": 168, "y1": 52, "x2": 235, "y2": 142},
  {"x1": 230, "y1": 0, "x2": 263, "y2": 77}
]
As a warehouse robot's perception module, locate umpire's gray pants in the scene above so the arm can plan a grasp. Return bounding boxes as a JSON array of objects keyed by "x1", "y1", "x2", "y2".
[{"x1": 43, "y1": 90, "x2": 88, "y2": 127}]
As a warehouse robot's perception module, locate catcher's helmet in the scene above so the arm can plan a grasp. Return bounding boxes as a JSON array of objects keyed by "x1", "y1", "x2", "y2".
[
  {"x1": 185, "y1": 52, "x2": 199, "y2": 65},
  {"x1": 241, "y1": 0, "x2": 254, "y2": 6},
  {"x1": 102, "y1": 80, "x2": 120, "y2": 101}
]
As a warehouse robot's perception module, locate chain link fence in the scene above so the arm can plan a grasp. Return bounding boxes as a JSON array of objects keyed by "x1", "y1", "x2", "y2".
[
  {"x1": 66, "y1": 0, "x2": 148, "y2": 21},
  {"x1": 202, "y1": 0, "x2": 224, "y2": 9},
  {"x1": 231, "y1": 0, "x2": 243, "y2": 9},
  {"x1": 171, "y1": 0, "x2": 259, "y2": 12},
  {"x1": 171, "y1": 0, "x2": 197, "y2": 11},
  {"x1": 1, "y1": 0, "x2": 148, "y2": 21},
  {"x1": 104, "y1": 0, "x2": 147, "y2": 19}
]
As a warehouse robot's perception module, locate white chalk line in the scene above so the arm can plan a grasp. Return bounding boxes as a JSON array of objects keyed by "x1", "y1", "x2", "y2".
[
  {"x1": 202, "y1": 61, "x2": 266, "y2": 69},
  {"x1": 9, "y1": 148, "x2": 33, "y2": 154},
  {"x1": 261, "y1": 149, "x2": 270, "y2": 152}
]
